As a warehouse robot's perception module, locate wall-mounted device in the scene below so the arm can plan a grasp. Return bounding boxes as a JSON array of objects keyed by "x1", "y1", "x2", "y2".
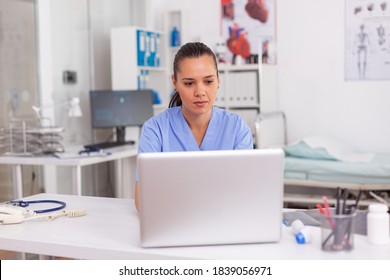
[{"x1": 63, "y1": 70, "x2": 77, "y2": 84}]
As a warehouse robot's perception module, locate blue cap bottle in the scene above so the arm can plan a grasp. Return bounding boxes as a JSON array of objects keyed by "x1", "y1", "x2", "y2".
[{"x1": 171, "y1": 26, "x2": 180, "y2": 47}]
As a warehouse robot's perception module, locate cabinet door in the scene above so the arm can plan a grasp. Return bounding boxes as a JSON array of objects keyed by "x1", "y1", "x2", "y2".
[{"x1": 226, "y1": 71, "x2": 259, "y2": 107}]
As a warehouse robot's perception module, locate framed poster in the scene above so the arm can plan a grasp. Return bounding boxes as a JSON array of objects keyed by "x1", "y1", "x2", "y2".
[
  {"x1": 345, "y1": 0, "x2": 390, "y2": 80},
  {"x1": 220, "y1": 0, "x2": 276, "y2": 65}
]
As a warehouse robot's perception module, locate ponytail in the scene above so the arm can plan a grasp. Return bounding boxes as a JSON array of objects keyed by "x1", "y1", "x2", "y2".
[{"x1": 168, "y1": 91, "x2": 182, "y2": 108}]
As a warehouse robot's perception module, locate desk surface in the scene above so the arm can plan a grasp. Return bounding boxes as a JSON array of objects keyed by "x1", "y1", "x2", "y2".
[
  {"x1": 0, "y1": 145, "x2": 137, "y2": 167},
  {"x1": 1, "y1": 193, "x2": 389, "y2": 260}
]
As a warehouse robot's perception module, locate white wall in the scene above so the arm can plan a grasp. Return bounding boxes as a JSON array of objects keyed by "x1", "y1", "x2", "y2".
[
  {"x1": 277, "y1": 0, "x2": 390, "y2": 153},
  {"x1": 90, "y1": 0, "x2": 133, "y2": 90}
]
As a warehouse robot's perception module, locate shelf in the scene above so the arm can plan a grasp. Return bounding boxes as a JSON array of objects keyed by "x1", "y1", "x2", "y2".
[
  {"x1": 164, "y1": 10, "x2": 191, "y2": 71},
  {"x1": 111, "y1": 26, "x2": 170, "y2": 104}
]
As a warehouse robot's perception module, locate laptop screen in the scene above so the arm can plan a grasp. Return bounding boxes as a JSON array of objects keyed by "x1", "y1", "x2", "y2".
[{"x1": 138, "y1": 149, "x2": 284, "y2": 248}]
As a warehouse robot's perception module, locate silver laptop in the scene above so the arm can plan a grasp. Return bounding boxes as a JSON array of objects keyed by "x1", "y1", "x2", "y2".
[{"x1": 138, "y1": 149, "x2": 284, "y2": 248}]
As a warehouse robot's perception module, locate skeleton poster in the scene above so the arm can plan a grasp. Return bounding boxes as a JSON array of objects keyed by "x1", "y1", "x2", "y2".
[
  {"x1": 220, "y1": 0, "x2": 276, "y2": 65},
  {"x1": 345, "y1": 0, "x2": 390, "y2": 80}
]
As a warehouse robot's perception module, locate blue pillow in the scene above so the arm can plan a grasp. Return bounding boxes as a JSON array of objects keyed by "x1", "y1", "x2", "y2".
[{"x1": 284, "y1": 141, "x2": 337, "y2": 161}]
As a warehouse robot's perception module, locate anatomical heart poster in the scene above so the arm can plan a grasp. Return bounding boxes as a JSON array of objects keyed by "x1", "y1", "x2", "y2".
[
  {"x1": 221, "y1": 0, "x2": 276, "y2": 65},
  {"x1": 345, "y1": 0, "x2": 390, "y2": 80}
]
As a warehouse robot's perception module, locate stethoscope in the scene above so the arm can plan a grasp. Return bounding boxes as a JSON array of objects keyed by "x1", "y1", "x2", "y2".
[{"x1": 7, "y1": 200, "x2": 66, "y2": 214}]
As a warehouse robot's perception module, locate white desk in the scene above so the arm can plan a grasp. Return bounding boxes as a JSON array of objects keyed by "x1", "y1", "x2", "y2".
[
  {"x1": 1, "y1": 193, "x2": 389, "y2": 260},
  {"x1": 0, "y1": 145, "x2": 137, "y2": 199}
]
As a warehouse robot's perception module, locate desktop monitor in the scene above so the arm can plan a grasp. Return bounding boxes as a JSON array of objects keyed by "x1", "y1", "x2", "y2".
[{"x1": 89, "y1": 89, "x2": 154, "y2": 144}]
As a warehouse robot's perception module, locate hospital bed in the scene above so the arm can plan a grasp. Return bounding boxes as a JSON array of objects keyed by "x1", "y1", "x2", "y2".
[{"x1": 254, "y1": 111, "x2": 390, "y2": 208}]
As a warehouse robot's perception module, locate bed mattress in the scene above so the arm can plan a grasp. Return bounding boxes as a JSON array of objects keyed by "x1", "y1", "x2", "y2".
[{"x1": 284, "y1": 153, "x2": 390, "y2": 184}]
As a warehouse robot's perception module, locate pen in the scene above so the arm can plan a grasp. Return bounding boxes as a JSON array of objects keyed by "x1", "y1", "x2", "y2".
[
  {"x1": 336, "y1": 187, "x2": 341, "y2": 215},
  {"x1": 316, "y1": 203, "x2": 326, "y2": 215},
  {"x1": 317, "y1": 201, "x2": 334, "y2": 230},
  {"x1": 317, "y1": 202, "x2": 335, "y2": 229},
  {"x1": 341, "y1": 188, "x2": 348, "y2": 214},
  {"x1": 320, "y1": 198, "x2": 336, "y2": 248},
  {"x1": 322, "y1": 196, "x2": 335, "y2": 228},
  {"x1": 322, "y1": 196, "x2": 331, "y2": 216}
]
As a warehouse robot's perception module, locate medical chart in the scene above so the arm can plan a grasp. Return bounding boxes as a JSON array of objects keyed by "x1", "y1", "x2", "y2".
[{"x1": 345, "y1": 0, "x2": 390, "y2": 80}]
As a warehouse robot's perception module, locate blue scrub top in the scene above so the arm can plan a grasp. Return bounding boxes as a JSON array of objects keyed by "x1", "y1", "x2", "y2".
[
  {"x1": 136, "y1": 106, "x2": 253, "y2": 180},
  {"x1": 138, "y1": 106, "x2": 253, "y2": 153}
]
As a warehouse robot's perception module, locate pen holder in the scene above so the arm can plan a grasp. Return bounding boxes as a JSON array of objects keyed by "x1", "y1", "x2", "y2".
[{"x1": 321, "y1": 211, "x2": 356, "y2": 252}]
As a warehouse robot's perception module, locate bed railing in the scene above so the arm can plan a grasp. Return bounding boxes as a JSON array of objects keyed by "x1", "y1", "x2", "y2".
[{"x1": 255, "y1": 111, "x2": 287, "y2": 149}]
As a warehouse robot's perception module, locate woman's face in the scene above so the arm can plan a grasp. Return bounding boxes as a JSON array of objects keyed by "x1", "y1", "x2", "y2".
[{"x1": 172, "y1": 54, "x2": 220, "y2": 118}]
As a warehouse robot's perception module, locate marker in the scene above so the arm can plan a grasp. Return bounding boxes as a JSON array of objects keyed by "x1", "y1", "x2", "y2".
[
  {"x1": 317, "y1": 202, "x2": 334, "y2": 229},
  {"x1": 322, "y1": 196, "x2": 335, "y2": 228},
  {"x1": 322, "y1": 196, "x2": 331, "y2": 216}
]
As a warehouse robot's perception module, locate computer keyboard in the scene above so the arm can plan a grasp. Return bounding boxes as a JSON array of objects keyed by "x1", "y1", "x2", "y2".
[{"x1": 84, "y1": 140, "x2": 135, "y2": 150}]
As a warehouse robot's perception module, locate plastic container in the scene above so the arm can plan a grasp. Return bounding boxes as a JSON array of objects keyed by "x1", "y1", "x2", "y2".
[
  {"x1": 170, "y1": 26, "x2": 180, "y2": 47},
  {"x1": 367, "y1": 203, "x2": 390, "y2": 245}
]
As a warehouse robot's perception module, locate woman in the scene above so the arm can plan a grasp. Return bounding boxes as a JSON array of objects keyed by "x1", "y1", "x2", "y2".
[{"x1": 135, "y1": 42, "x2": 253, "y2": 210}]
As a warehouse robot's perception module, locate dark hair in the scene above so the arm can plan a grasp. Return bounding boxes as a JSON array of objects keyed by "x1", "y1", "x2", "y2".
[{"x1": 168, "y1": 42, "x2": 219, "y2": 108}]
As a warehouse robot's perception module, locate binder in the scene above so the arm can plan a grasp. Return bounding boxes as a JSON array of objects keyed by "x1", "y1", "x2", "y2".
[
  {"x1": 148, "y1": 32, "x2": 156, "y2": 67},
  {"x1": 137, "y1": 30, "x2": 146, "y2": 66}
]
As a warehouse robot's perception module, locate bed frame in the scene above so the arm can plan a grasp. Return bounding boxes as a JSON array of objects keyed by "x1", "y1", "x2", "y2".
[{"x1": 254, "y1": 111, "x2": 390, "y2": 208}]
